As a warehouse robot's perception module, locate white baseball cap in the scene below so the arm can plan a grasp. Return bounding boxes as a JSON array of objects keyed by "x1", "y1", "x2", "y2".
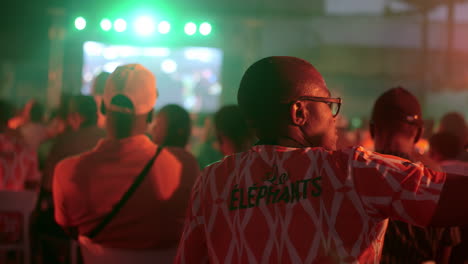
[{"x1": 103, "y1": 64, "x2": 157, "y2": 115}]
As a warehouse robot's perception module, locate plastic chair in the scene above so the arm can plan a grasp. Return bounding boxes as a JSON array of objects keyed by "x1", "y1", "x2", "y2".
[
  {"x1": 0, "y1": 191, "x2": 37, "y2": 264},
  {"x1": 78, "y1": 236, "x2": 176, "y2": 264}
]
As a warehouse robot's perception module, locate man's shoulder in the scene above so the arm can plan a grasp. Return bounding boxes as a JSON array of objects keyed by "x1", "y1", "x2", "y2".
[
  {"x1": 55, "y1": 148, "x2": 99, "y2": 175},
  {"x1": 164, "y1": 146, "x2": 200, "y2": 170}
]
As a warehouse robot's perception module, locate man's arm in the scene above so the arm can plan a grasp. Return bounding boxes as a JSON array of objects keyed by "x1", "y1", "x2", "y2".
[
  {"x1": 430, "y1": 173, "x2": 468, "y2": 227},
  {"x1": 174, "y1": 176, "x2": 208, "y2": 264}
]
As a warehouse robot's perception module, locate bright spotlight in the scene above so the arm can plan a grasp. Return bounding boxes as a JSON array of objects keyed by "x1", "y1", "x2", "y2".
[
  {"x1": 134, "y1": 16, "x2": 156, "y2": 36},
  {"x1": 158, "y1": 21, "x2": 171, "y2": 34},
  {"x1": 184, "y1": 22, "x2": 197, "y2": 36},
  {"x1": 161, "y1": 59, "x2": 177, "y2": 74},
  {"x1": 199, "y1": 22, "x2": 212, "y2": 36},
  {"x1": 114, "y1": 19, "x2": 127, "y2": 32},
  {"x1": 100, "y1": 19, "x2": 112, "y2": 31},
  {"x1": 74, "y1": 17, "x2": 86, "y2": 30}
]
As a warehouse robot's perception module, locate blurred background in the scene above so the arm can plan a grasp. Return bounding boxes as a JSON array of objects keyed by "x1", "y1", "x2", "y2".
[{"x1": 1, "y1": 0, "x2": 468, "y2": 124}]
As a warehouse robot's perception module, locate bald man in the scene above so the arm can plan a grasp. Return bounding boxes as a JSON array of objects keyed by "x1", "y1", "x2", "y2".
[{"x1": 175, "y1": 57, "x2": 468, "y2": 264}]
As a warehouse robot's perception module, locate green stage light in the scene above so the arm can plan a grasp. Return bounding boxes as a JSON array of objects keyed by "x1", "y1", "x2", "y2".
[
  {"x1": 114, "y1": 19, "x2": 127, "y2": 32},
  {"x1": 199, "y1": 22, "x2": 212, "y2": 36},
  {"x1": 100, "y1": 19, "x2": 112, "y2": 31},
  {"x1": 158, "y1": 21, "x2": 171, "y2": 34},
  {"x1": 134, "y1": 16, "x2": 156, "y2": 36},
  {"x1": 184, "y1": 22, "x2": 197, "y2": 36},
  {"x1": 74, "y1": 17, "x2": 86, "y2": 30}
]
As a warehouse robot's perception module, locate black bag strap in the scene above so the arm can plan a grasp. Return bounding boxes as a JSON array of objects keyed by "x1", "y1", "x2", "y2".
[{"x1": 86, "y1": 146, "x2": 163, "y2": 239}]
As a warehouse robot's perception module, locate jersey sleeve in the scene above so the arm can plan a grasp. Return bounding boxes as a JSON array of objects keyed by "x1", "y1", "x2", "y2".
[
  {"x1": 174, "y1": 170, "x2": 208, "y2": 264},
  {"x1": 348, "y1": 147, "x2": 446, "y2": 227}
]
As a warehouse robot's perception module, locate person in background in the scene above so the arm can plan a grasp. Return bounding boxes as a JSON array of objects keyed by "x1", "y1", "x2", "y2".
[
  {"x1": 152, "y1": 104, "x2": 191, "y2": 148},
  {"x1": 18, "y1": 101, "x2": 48, "y2": 150},
  {"x1": 43, "y1": 95, "x2": 106, "y2": 193},
  {"x1": 429, "y1": 132, "x2": 468, "y2": 264},
  {"x1": 0, "y1": 100, "x2": 40, "y2": 190},
  {"x1": 54, "y1": 64, "x2": 199, "y2": 262},
  {"x1": 370, "y1": 87, "x2": 457, "y2": 264},
  {"x1": 213, "y1": 105, "x2": 255, "y2": 156},
  {"x1": 193, "y1": 114, "x2": 223, "y2": 169},
  {"x1": 438, "y1": 112, "x2": 468, "y2": 162},
  {"x1": 34, "y1": 96, "x2": 105, "y2": 264},
  {"x1": 429, "y1": 132, "x2": 468, "y2": 180},
  {"x1": 175, "y1": 56, "x2": 468, "y2": 264}
]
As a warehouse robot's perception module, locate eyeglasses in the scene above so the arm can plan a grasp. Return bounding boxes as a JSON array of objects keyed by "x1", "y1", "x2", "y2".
[{"x1": 292, "y1": 96, "x2": 342, "y2": 117}]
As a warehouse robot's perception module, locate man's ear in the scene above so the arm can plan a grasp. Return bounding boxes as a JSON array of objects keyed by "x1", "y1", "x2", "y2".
[
  {"x1": 146, "y1": 109, "x2": 154, "y2": 123},
  {"x1": 370, "y1": 122, "x2": 375, "y2": 139},
  {"x1": 100, "y1": 103, "x2": 106, "y2": 115},
  {"x1": 290, "y1": 101, "x2": 307, "y2": 126}
]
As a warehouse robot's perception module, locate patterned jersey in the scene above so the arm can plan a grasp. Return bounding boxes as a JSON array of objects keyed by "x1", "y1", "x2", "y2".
[
  {"x1": 175, "y1": 145, "x2": 446, "y2": 264},
  {"x1": 0, "y1": 133, "x2": 40, "y2": 190}
]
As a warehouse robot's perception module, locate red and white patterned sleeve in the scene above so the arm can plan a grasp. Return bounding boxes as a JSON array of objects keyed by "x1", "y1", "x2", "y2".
[
  {"x1": 348, "y1": 146, "x2": 447, "y2": 227},
  {"x1": 174, "y1": 169, "x2": 209, "y2": 264}
]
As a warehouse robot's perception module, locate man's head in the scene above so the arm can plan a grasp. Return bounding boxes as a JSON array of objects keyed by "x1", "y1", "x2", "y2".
[
  {"x1": 429, "y1": 132, "x2": 463, "y2": 162},
  {"x1": 237, "y1": 56, "x2": 339, "y2": 150},
  {"x1": 29, "y1": 101, "x2": 44, "y2": 123},
  {"x1": 370, "y1": 87, "x2": 423, "y2": 151},
  {"x1": 152, "y1": 104, "x2": 191, "y2": 148},
  {"x1": 67, "y1": 95, "x2": 98, "y2": 130},
  {"x1": 439, "y1": 112, "x2": 467, "y2": 148},
  {"x1": 214, "y1": 105, "x2": 255, "y2": 155},
  {"x1": 102, "y1": 64, "x2": 157, "y2": 139},
  {"x1": 92, "y1": 71, "x2": 111, "y2": 96}
]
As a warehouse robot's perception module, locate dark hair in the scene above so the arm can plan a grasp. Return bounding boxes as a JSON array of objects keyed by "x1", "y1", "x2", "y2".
[
  {"x1": 439, "y1": 112, "x2": 467, "y2": 146},
  {"x1": 29, "y1": 101, "x2": 44, "y2": 123},
  {"x1": 70, "y1": 95, "x2": 98, "y2": 127},
  {"x1": 0, "y1": 100, "x2": 14, "y2": 127},
  {"x1": 92, "y1": 72, "x2": 111, "y2": 95},
  {"x1": 430, "y1": 132, "x2": 463, "y2": 160},
  {"x1": 214, "y1": 105, "x2": 254, "y2": 151},
  {"x1": 158, "y1": 104, "x2": 191, "y2": 148}
]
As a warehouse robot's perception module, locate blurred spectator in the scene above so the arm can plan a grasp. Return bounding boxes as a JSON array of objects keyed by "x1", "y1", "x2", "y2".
[
  {"x1": 91, "y1": 71, "x2": 110, "y2": 128},
  {"x1": 0, "y1": 99, "x2": 40, "y2": 190},
  {"x1": 53, "y1": 64, "x2": 198, "y2": 261},
  {"x1": 429, "y1": 132, "x2": 468, "y2": 264},
  {"x1": 438, "y1": 112, "x2": 468, "y2": 161},
  {"x1": 213, "y1": 105, "x2": 255, "y2": 155},
  {"x1": 193, "y1": 114, "x2": 223, "y2": 169},
  {"x1": 371, "y1": 87, "x2": 455, "y2": 264},
  {"x1": 429, "y1": 132, "x2": 468, "y2": 175},
  {"x1": 18, "y1": 101, "x2": 48, "y2": 150},
  {"x1": 42, "y1": 95, "x2": 106, "y2": 192},
  {"x1": 34, "y1": 96, "x2": 104, "y2": 264},
  {"x1": 152, "y1": 104, "x2": 191, "y2": 148}
]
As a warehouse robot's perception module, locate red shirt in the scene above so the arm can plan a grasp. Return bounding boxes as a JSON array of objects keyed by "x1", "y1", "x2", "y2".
[
  {"x1": 0, "y1": 133, "x2": 40, "y2": 190},
  {"x1": 175, "y1": 145, "x2": 446, "y2": 263},
  {"x1": 53, "y1": 135, "x2": 199, "y2": 249}
]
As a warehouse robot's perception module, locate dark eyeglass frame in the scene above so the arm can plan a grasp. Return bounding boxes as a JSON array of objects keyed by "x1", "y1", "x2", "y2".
[{"x1": 287, "y1": 96, "x2": 342, "y2": 117}]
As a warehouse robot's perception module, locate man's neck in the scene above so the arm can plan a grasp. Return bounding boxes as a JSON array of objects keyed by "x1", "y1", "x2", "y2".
[
  {"x1": 258, "y1": 136, "x2": 310, "y2": 148},
  {"x1": 374, "y1": 136, "x2": 414, "y2": 159}
]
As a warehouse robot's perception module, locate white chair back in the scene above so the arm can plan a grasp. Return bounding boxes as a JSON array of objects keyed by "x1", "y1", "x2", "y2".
[
  {"x1": 78, "y1": 236, "x2": 176, "y2": 264},
  {"x1": 0, "y1": 190, "x2": 37, "y2": 264}
]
